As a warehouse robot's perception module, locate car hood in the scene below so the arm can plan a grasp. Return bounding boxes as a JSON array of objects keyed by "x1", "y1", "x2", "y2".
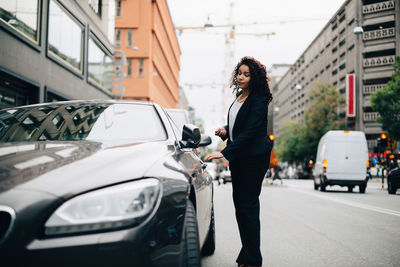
[{"x1": 0, "y1": 140, "x2": 173, "y2": 197}]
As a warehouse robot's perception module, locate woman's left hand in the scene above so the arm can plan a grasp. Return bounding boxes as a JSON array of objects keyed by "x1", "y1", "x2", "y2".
[{"x1": 203, "y1": 152, "x2": 224, "y2": 162}]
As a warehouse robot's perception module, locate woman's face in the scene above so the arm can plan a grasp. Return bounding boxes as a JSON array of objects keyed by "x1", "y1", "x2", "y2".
[{"x1": 236, "y1": 64, "x2": 251, "y2": 90}]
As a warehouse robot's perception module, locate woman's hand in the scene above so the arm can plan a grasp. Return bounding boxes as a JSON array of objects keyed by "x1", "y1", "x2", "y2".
[
  {"x1": 215, "y1": 128, "x2": 227, "y2": 138},
  {"x1": 204, "y1": 152, "x2": 224, "y2": 162}
]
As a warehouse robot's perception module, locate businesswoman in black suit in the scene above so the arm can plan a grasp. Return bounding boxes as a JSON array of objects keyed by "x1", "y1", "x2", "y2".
[{"x1": 204, "y1": 56, "x2": 273, "y2": 267}]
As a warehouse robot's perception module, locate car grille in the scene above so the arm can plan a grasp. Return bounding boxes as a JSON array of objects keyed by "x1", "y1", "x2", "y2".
[{"x1": 0, "y1": 206, "x2": 15, "y2": 244}]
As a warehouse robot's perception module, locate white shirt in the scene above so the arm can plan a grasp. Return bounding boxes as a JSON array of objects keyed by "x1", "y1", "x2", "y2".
[{"x1": 229, "y1": 98, "x2": 244, "y2": 141}]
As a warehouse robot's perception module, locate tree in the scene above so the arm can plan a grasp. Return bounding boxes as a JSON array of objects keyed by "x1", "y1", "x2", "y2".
[
  {"x1": 301, "y1": 83, "x2": 345, "y2": 160},
  {"x1": 275, "y1": 120, "x2": 304, "y2": 164},
  {"x1": 275, "y1": 83, "x2": 345, "y2": 163},
  {"x1": 371, "y1": 56, "x2": 400, "y2": 140}
]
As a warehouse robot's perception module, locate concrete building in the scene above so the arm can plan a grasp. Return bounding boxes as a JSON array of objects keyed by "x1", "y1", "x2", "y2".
[
  {"x1": 114, "y1": 0, "x2": 181, "y2": 108},
  {"x1": 0, "y1": 0, "x2": 117, "y2": 109},
  {"x1": 273, "y1": 0, "x2": 399, "y2": 151},
  {"x1": 267, "y1": 63, "x2": 291, "y2": 135}
]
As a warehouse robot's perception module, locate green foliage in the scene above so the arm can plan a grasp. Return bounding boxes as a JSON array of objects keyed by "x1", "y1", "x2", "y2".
[
  {"x1": 275, "y1": 83, "x2": 345, "y2": 163},
  {"x1": 371, "y1": 56, "x2": 400, "y2": 140},
  {"x1": 275, "y1": 121, "x2": 304, "y2": 164}
]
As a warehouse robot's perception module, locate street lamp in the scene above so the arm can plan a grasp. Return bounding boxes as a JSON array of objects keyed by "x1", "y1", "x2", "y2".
[{"x1": 353, "y1": 17, "x2": 364, "y2": 131}]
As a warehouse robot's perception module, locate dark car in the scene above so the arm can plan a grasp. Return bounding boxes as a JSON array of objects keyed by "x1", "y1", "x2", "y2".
[
  {"x1": 387, "y1": 167, "x2": 400, "y2": 195},
  {"x1": 0, "y1": 101, "x2": 215, "y2": 267}
]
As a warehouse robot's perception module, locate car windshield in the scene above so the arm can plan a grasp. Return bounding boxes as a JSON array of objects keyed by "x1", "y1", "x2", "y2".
[{"x1": 0, "y1": 103, "x2": 167, "y2": 142}]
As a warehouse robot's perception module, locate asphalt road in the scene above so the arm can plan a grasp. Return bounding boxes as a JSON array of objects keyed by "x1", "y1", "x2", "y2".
[{"x1": 202, "y1": 178, "x2": 400, "y2": 267}]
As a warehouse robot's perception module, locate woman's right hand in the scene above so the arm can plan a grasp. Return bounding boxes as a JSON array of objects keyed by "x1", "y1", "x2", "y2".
[{"x1": 215, "y1": 128, "x2": 227, "y2": 138}]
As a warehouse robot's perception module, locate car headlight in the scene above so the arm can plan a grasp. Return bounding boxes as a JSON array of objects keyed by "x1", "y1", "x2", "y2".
[{"x1": 45, "y1": 178, "x2": 160, "y2": 236}]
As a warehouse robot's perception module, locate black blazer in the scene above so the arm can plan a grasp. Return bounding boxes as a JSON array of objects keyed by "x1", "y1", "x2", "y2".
[{"x1": 221, "y1": 92, "x2": 272, "y2": 162}]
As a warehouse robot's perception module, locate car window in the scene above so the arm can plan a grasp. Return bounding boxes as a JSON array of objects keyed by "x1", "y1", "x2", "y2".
[
  {"x1": 165, "y1": 112, "x2": 181, "y2": 140},
  {"x1": 0, "y1": 103, "x2": 167, "y2": 142},
  {"x1": 166, "y1": 110, "x2": 189, "y2": 133}
]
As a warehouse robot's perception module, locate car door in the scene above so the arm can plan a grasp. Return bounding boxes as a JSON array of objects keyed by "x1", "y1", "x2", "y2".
[{"x1": 164, "y1": 113, "x2": 212, "y2": 245}]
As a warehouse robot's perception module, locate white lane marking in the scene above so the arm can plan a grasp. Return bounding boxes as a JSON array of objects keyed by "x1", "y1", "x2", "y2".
[{"x1": 290, "y1": 187, "x2": 400, "y2": 217}]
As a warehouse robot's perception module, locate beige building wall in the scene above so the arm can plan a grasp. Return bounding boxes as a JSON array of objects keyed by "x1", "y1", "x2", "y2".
[{"x1": 273, "y1": 0, "x2": 399, "y2": 151}]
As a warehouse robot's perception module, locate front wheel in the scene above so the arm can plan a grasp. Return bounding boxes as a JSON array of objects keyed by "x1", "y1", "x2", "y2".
[
  {"x1": 388, "y1": 179, "x2": 396, "y2": 194},
  {"x1": 181, "y1": 201, "x2": 200, "y2": 267},
  {"x1": 201, "y1": 204, "x2": 215, "y2": 256},
  {"x1": 359, "y1": 184, "x2": 366, "y2": 194}
]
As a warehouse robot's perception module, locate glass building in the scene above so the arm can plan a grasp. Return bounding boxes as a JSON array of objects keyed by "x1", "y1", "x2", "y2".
[{"x1": 0, "y1": 0, "x2": 116, "y2": 109}]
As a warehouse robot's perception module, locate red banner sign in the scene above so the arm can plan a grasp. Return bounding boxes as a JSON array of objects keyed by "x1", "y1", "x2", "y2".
[{"x1": 346, "y1": 74, "x2": 356, "y2": 117}]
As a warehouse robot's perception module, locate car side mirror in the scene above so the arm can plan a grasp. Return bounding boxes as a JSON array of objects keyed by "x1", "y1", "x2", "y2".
[
  {"x1": 179, "y1": 124, "x2": 201, "y2": 148},
  {"x1": 199, "y1": 134, "x2": 212, "y2": 147}
]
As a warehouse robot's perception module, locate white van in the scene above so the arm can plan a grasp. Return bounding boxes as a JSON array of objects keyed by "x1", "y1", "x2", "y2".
[{"x1": 313, "y1": 130, "x2": 369, "y2": 193}]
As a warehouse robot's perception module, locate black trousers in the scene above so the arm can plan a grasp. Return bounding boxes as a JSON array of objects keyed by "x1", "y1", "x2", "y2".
[{"x1": 230, "y1": 153, "x2": 269, "y2": 266}]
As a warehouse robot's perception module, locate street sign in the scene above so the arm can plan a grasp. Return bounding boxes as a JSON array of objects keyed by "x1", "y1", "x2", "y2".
[{"x1": 346, "y1": 74, "x2": 356, "y2": 117}]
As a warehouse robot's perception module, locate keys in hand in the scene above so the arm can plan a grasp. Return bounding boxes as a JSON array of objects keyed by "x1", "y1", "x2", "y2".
[{"x1": 215, "y1": 128, "x2": 227, "y2": 137}]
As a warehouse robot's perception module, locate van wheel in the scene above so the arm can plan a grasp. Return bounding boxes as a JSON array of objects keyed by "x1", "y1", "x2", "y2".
[
  {"x1": 359, "y1": 184, "x2": 366, "y2": 193},
  {"x1": 181, "y1": 201, "x2": 200, "y2": 267},
  {"x1": 348, "y1": 186, "x2": 354, "y2": 192},
  {"x1": 388, "y1": 179, "x2": 396, "y2": 194}
]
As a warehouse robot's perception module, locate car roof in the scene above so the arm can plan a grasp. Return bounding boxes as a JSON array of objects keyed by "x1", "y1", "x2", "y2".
[{"x1": 0, "y1": 100, "x2": 156, "y2": 111}]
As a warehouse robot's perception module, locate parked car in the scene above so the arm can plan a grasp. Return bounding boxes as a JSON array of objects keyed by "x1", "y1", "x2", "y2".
[
  {"x1": 387, "y1": 167, "x2": 400, "y2": 195},
  {"x1": 220, "y1": 166, "x2": 232, "y2": 184},
  {"x1": 313, "y1": 130, "x2": 369, "y2": 193},
  {"x1": 0, "y1": 101, "x2": 215, "y2": 267}
]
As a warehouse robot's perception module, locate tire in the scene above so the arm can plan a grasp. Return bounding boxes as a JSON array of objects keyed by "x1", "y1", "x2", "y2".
[
  {"x1": 388, "y1": 178, "x2": 396, "y2": 194},
  {"x1": 201, "y1": 203, "x2": 215, "y2": 256},
  {"x1": 181, "y1": 201, "x2": 200, "y2": 267},
  {"x1": 313, "y1": 179, "x2": 319, "y2": 190},
  {"x1": 359, "y1": 184, "x2": 366, "y2": 194},
  {"x1": 348, "y1": 186, "x2": 354, "y2": 192}
]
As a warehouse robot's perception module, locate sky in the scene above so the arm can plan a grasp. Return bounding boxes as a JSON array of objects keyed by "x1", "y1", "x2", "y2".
[{"x1": 167, "y1": 0, "x2": 347, "y2": 149}]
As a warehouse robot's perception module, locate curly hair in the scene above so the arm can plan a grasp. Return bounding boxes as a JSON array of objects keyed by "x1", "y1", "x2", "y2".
[{"x1": 230, "y1": 56, "x2": 273, "y2": 103}]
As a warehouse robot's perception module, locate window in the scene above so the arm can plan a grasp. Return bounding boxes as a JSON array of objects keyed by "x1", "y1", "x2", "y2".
[
  {"x1": 127, "y1": 29, "x2": 133, "y2": 47},
  {"x1": 48, "y1": 0, "x2": 83, "y2": 72},
  {"x1": 138, "y1": 58, "x2": 144, "y2": 77},
  {"x1": 116, "y1": 0, "x2": 121, "y2": 17},
  {"x1": 127, "y1": 58, "x2": 132, "y2": 76},
  {"x1": 88, "y1": 0, "x2": 102, "y2": 15},
  {"x1": 115, "y1": 28, "x2": 120, "y2": 46},
  {"x1": 0, "y1": 0, "x2": 41, "y2": 44},
  {"x1": 88, "y1": 35, "x2": 113, "y2": 89}
]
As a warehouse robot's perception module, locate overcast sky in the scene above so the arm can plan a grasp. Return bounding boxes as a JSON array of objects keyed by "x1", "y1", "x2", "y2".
[{"x1": 167, "y1": 0, "x2": 347, "y2": 148}]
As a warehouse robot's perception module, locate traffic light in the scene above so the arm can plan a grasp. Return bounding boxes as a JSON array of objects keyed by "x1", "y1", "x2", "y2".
[
  {"x1": 377, "y1": 133, "x2": 388, "y2": 153},
  {"x1": 269, "y1": 134, "x2": 275, "y2": 148}
]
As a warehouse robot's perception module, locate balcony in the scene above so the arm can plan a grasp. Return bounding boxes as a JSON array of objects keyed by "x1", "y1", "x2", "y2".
[
  {"x1": 364, "y1": 112, "x2": 380, "y2": 122},
  {"x1": 363, "y1": 84, "x2": 386, "y2": 94},
  {"x1": 363, "y1": 0, "x2": 395, "y2": 14},
  {"x1": 363, "y1": 55, "x2": 395, "y2": 68},
  {"x1": 363, "y1": 27, "x2": 395, "y2": 41}
]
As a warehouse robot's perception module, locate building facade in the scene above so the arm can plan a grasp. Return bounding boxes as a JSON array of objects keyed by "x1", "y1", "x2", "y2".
[
  {"x1": 0, "y1": 0, "x2": 117, "y2": 109},
  {"x1": 273, "y1": 0, "x2": 399, "y2": 151},
  {"x1": 114, "y1": 0, "x2": 181, "y2": 108}
]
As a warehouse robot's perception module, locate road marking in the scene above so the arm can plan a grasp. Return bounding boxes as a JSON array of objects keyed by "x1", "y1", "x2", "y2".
[{"x1": 290, "y1": 188, "x2": 400, "y2": 218}]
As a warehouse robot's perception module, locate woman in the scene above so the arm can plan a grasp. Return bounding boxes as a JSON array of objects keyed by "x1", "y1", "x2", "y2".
[{"x1": 204, "y1": 56, "x2": 273, "y2": 267}]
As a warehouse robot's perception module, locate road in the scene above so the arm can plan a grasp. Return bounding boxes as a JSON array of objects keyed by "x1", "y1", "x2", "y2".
[{"x1": 202, "y1": 178, "x2": 400, "y2": 267}]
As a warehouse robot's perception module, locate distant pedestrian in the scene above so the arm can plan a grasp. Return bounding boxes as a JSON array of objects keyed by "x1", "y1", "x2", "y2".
[
  {"x1": 270, "y1": 165, "x2": 283, "y2": 184},
  {"x1": 204, "y1": 56, "x2": 273, "y2": 267}
]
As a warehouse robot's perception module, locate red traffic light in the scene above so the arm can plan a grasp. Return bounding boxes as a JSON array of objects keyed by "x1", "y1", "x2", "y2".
[{"x1": 380, "y1": 133, "x2": 387, "y2": 140}]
